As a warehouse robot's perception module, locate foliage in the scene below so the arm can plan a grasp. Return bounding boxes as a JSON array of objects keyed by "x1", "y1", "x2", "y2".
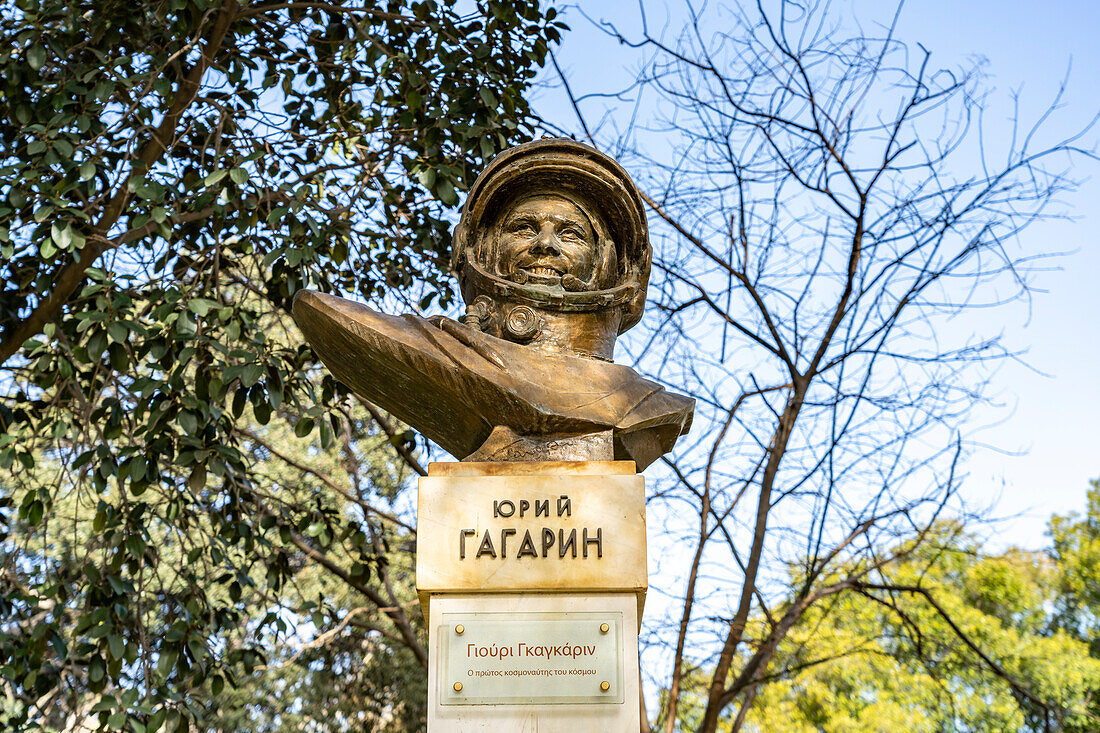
[
  {"x1": 1049, "y1": 480, "x2": 1100, "y2": 659},
  {"x1": 187, "y1": 410, "x2": 427, "y2": 733},
  {"x1": 658, "y1": 504, "x2": 1100, "y2": 732},
  {"x1": 0, "y1": 0, "x2": 564, "y2": 729}
]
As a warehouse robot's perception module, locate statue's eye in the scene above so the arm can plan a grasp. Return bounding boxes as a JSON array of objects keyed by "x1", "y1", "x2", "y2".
[
  {"x1": 559, "y1": 227, "x2": 582, "y2": 241},
  {"x1": 508, "y1": 222, "x2": 536, "y2": 235}
]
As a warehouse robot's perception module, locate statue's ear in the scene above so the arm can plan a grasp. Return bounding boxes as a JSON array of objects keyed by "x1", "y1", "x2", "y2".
[
  {"x1": 450, "y1": 218, "x2": 468, "y2": 278},
  {"x1": 474, "y1": 217, "x2": 500, "y2": 273},
  {"x1": 601, "y1": 235, "x2": 619, "y2": 289}
]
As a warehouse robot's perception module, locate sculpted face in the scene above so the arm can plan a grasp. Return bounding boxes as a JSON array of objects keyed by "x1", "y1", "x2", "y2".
[{"x1": 495, "y1": 195, "x2": 598, "y2": 287}]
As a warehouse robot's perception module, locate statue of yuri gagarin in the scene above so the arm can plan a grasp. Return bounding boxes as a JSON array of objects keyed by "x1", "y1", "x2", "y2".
[{"x1": 292, "y1": 138, "x2": 693, "y2": 470}]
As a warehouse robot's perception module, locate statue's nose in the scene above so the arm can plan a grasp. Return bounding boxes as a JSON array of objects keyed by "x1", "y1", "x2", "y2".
[{"x1": 530, "y1": 224, "x2": 560, "y2": 254}]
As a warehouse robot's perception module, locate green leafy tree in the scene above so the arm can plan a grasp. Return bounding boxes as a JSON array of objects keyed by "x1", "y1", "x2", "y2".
[
  {"x1": 3, "y1": 381, "x2": 426, "y2": 731},
  {"x1": 179, "y1": 404, "x2": 428, "y2": 733},
  {"x1": 0, "y1": 0, "x2": 565, "y2": 729}
]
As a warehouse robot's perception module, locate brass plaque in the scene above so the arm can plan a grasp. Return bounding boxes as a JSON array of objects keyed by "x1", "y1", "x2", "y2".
[{"x1": 439, "y1": 611, "x2": 624, "y2": 705}]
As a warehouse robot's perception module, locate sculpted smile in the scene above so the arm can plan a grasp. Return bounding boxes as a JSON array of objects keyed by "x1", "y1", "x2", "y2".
[
  {"x1": 525, "y1": 265, "x2": 564, "y2": 278},
  {"x1": 510, "y1": 257, "x2": 570, "y2": 283}
]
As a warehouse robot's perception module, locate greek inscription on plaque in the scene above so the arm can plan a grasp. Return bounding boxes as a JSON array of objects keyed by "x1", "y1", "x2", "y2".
[{"x1": 439, "y1": 611, "x2": 624, "y2": 705}]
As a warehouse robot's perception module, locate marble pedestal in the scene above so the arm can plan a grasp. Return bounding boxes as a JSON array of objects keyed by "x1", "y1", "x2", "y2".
[{"x1": 416, "y1": 461, "x2": 647, "y2": 732}]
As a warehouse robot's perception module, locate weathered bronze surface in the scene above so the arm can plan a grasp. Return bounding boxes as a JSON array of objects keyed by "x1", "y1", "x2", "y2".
[{"x1": 292, "y1": 138, "x2": 693, "y2": 469}]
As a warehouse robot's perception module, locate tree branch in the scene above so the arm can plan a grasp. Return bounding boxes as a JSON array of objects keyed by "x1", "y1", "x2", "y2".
[{"x1": 0, "y1": 1, "x2": 240, "y2": 367}]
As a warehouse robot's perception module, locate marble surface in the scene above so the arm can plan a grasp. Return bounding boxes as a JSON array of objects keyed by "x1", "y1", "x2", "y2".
[
  {"x1": 426, "y1": 593, "x2": 641, "y2": 732},
  {"x1": 416, "y1": 463, "x2": 647, "y2": 619}
]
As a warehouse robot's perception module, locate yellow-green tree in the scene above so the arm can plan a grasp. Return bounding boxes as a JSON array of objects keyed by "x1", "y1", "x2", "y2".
[{"x1": 657, "y1": 490, "x2": 1100, "y2": 732}]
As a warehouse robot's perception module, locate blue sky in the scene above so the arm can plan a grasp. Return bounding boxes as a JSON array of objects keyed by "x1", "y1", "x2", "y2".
[
  {"x1": 916, "y1": 0, "x2": 1100, "y2": 546},
  {"x1": 538, "y1": 0, "x2": 1100, "y2": 549}
]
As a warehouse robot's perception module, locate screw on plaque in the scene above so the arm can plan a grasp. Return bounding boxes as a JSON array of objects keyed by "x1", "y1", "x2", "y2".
[
  {"x1": 453, "y1": 682, "x2": 463, "y2": 692},
  {"x1": 455, "y1": 624, "x2": 465, "y2": 634},
  {"x1": 600, "y1": 623, "x2": 610, "y2": 633},
  {"x1": 600, "y1": 681, "x2": 611, "y2": 692}
]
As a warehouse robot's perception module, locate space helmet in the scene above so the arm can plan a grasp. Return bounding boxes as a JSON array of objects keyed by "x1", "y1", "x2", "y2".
[{"x1": 451, "y1": 138, "x2": 651, "y2": 349}]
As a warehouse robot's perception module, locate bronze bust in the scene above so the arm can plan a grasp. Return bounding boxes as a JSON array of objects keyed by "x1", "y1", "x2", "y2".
[{"x1": 292, "y1": 139, "x2": 693, "y2": 469}]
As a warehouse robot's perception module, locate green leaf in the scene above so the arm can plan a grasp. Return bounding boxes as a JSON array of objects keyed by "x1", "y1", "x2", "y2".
[
  {"x1": 108, "y1": 633, "x2": 124, "y2": 659},
  {"x1": 126, "y1": 535, "x2": 144, "y2": 560},
  {"x1": 108, "y1": 322, "x2": 128, "y2": 343},
  {"x1": 89, "y1": 619, "x2": 113, "y2": 639},
  {"x1": 147, "y1": 709, "x2": 166, "y2": 733},
  {"x1": 240, "y1": 364, "x2": 263, "y2": 387},
  {"x1": 135, "y1": 183, "x2": 158, "y2": 201},
  {"x1": 294, "y1": 417, "x2": 315, "y2": 438},
  {"x1": 187, "y1": 298, "x2": 219, "y2": 317},
  {"x1": 479, "y1": 135, "x2": 495, "y2": 159},
  {"x1": 52, "y1": 222, "x2": 73, "y2": 249},
  {"x1": 176, "y1": 311, "x2": 196, "y2": 337},
  {"x1": 130, "y1": 455, "x2": 147, "y2": 483},
  {"x1": 332, "y1": 239, "x2": 348, "y2": 264},
  {"x1": 187, "y1": 464, "x2": 206, "y2": 491},
  {"x1": 26, "y1": 499, "x2": 44, "y2": 525},
  {"x1": 229, "y1": 167, "x2": 249, "y2": 184},
  {"x1": 436, "y1": 177, "x2": 457, "y2": 205},
  {"x1": 80, "y1": 162, "x2": 96, "y2": 180},
  {"x1": 88, "y1": 330, "x2": 107, "y2": 357},
  {"x1": 157, "y1": 648, "x2": 178, "y2": 677},
  {"x1": 204, "y1": 170, "x2": 227, "y2": 186},
  {"x1": 179, "y1": 411, "x2": 198, "y2": 435},
  {"x1": 107, "y1": 574, "x2": 127, "y2": 595},
  {"x1": 232, "y1": 388, "x2": 247, "y2": 418},
  {"x1": 51, "y1": 633, "x2": 68, "y2": 659},
  {"x1": 319, "y1": 418, "x2": 334, "y2": 450},
  {"x1": 27, "y1": 45, "x2": 46, "y2": 71},
  {"x1": 265, "y1": 207, "x2": 289, "y2": 226},
  {"x1": 89, "y1": 656, "x2": 106, "y2": 682}
]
